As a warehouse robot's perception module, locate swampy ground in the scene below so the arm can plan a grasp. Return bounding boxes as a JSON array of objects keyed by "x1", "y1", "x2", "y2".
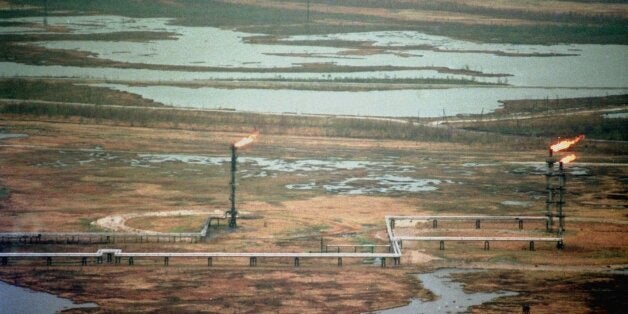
[{"x1": 0, "y1": 108, "x2": 626, "y2": 312}]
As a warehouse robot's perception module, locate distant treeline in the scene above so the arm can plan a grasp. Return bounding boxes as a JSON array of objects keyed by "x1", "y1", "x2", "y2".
[
  {"x1": 460, "y1": 94, "x2": 628, "y2": 141},
  {"x1": 462, "y1": 114, "x2": 627, "y2": 141},
  {"x1": 0, "y1": 100, "x2": 541, "y2": 148},
  {"x1": 230, "y1": 76, "x2": 498, "y2": 86},
  {"x1": 306, "y1": 0, "x2": 627, "y2": 24},
  {"x1": 496, "y1": 94, "x2": 628, "y2": 115}
]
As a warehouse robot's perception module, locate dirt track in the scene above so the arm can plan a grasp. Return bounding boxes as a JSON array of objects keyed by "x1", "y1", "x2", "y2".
[{"x1": 94, "y1": 209, "x2": 224, "y2": 234}]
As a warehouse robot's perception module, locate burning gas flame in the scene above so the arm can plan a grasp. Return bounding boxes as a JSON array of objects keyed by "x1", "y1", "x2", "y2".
[
  {"x1": 560, "y1": 154, "x2": 576, "y2": 164},
  {"x1": 550, "y1": 135, "x2": 585, "y2": 153},
  {"x1": 233, "y1": 131, "x2": 259, "y2": 148}
]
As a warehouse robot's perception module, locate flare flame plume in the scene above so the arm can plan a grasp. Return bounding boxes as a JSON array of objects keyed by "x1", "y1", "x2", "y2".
[
  {"x1": 551, "y1": 135, "x2": 584, "y2": 153},
  {"x1": 233, "y1": 131, "x2": 259, "y2": 148},
  {"x1": 560, "y1": 154, "x2": 576, "y2": 164}
]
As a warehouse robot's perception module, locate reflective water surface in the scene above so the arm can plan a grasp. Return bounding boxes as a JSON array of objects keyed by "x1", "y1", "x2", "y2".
[
  {"x1": 1, "y1": 15, "x2": 626, "y2": 117},
  {"x1": 376, "y1": 269, "x2": 517, "y2": 314},
  {"x1": 0, "y1": 281, "x2": 98, "y2": 314}
]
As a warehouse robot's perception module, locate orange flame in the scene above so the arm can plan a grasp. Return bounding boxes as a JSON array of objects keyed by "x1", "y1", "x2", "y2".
[
  {"x1": 233, "y1": 131, "x2": 259, "y2": 148},
  {"x1": 550, "y1": 135, "x2": 584, "y2": 153},
  {"x1": 560, "y1": 154, "x2": 576, "y2": 164}
]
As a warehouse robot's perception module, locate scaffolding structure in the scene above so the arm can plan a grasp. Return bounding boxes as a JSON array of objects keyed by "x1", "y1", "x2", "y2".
[{"x1": 228, "y1": 144, "x2": 238, "y2": 229}]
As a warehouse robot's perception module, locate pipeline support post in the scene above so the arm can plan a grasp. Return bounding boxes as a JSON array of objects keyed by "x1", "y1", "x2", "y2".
[
  {"x1": 207, "y1": 257, "x2": 213, "y2": 266},
  {"x1": 557, "y1": 240, "x2": 564, "y2": 250}
]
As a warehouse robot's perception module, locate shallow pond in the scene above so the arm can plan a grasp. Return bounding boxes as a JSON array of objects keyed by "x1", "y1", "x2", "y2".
[
  {"x1": 0, "y1": 281, "x2": 98, "y2": 314},
  {"x1": 376, "y1": 268, "x2": 517, "y2": 314},
  {"x1": 603, "y1": 112, "x2": 628, "y2": 119},
  {"x1": 321, "y1": 176, "x2": 442, "y2": 195},
  {"x1": 1, "y1": 15, "x2": 627, "y2": 117},
  {"x1": 38, "y1": 150, "x2": 443, "y2": 195},
  {"x1": 501, "y1": 200, "x2": 532, "y2": 207},
  {"x1": 96, "y1": 83, "x2": 627, "y2": 117},
  {"x1": 139, "y1": 153, "x2": 440, "y2": 195},
  {"x1": 5, "y1": 15, "x2": 626, "y2": 88},
  {"x1": 0, "y1": 133, "x2": 28, "y2": 140}
]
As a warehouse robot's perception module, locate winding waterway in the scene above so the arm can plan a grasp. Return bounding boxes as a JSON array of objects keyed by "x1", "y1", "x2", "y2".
[{"x1": 376, "y1": 269, "x2": 517, "y2": 314}]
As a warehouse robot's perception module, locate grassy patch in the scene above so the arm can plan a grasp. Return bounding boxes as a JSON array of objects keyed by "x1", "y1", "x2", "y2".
[
  {"x1": 0, "y1": 79, "x2": 163, "y2": 107},
  {"x1": 0, "y1": 186, "x2": 9, "y2": 199},
  {"x1": 77, "y1": 217, "x2": 106, "y2": 232},
  {"x1": 449, "y1": 94, "x2": 628, "y2": 141},
  {"x1": 5, "y1": 0, "x2": 628, "y2": 44},
  {"x1": 495, "y1": 94, "x2": 628, "y2": 115},
  {"x1": 283, "y1": 224, "x2": 329, "y2": 238},
  {"x1": 407, "y1": 21, "x2": 628, "y2": 45},
  {"x1": 0, "y1": 96, "x2": 529, "y2": 145},
  {"x1": 456, "y1": 270, "x2": 627, "y2": 313},
  {"x1": 487, "y1": 255, "x2": 519, "y2": 264},
  {"x1": 211, "y1": 76, "x2": 503, "y2": 88},
  {"x1": 354, "y1": 234, "x2": 375, "y2": 246},
  {"x1": 462, "y1": 113, "x2": 628, "y2": 141},
  {"x1": 7, "y1": 0, "x2": 309, "y2": 27}
]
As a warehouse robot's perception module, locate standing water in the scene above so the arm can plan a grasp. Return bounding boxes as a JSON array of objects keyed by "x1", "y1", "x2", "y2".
[
  {"x1": 1, "y1": 15, "x2": 626, "y2": 117},
  {"x1": 0, "y1": 281, "x2": 98, "y2": 313},
  {"x1": 376, "y1": 268, "x2": 517, "y2": 314}
]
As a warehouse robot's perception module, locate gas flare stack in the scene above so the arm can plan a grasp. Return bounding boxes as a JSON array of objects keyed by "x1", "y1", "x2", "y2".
[
  {"x1": 228, "y1": 131, "x2": 259, "y2": 229},
  {"x1": 546, "y1": 135, "x2": 584, "y2": 240}
]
